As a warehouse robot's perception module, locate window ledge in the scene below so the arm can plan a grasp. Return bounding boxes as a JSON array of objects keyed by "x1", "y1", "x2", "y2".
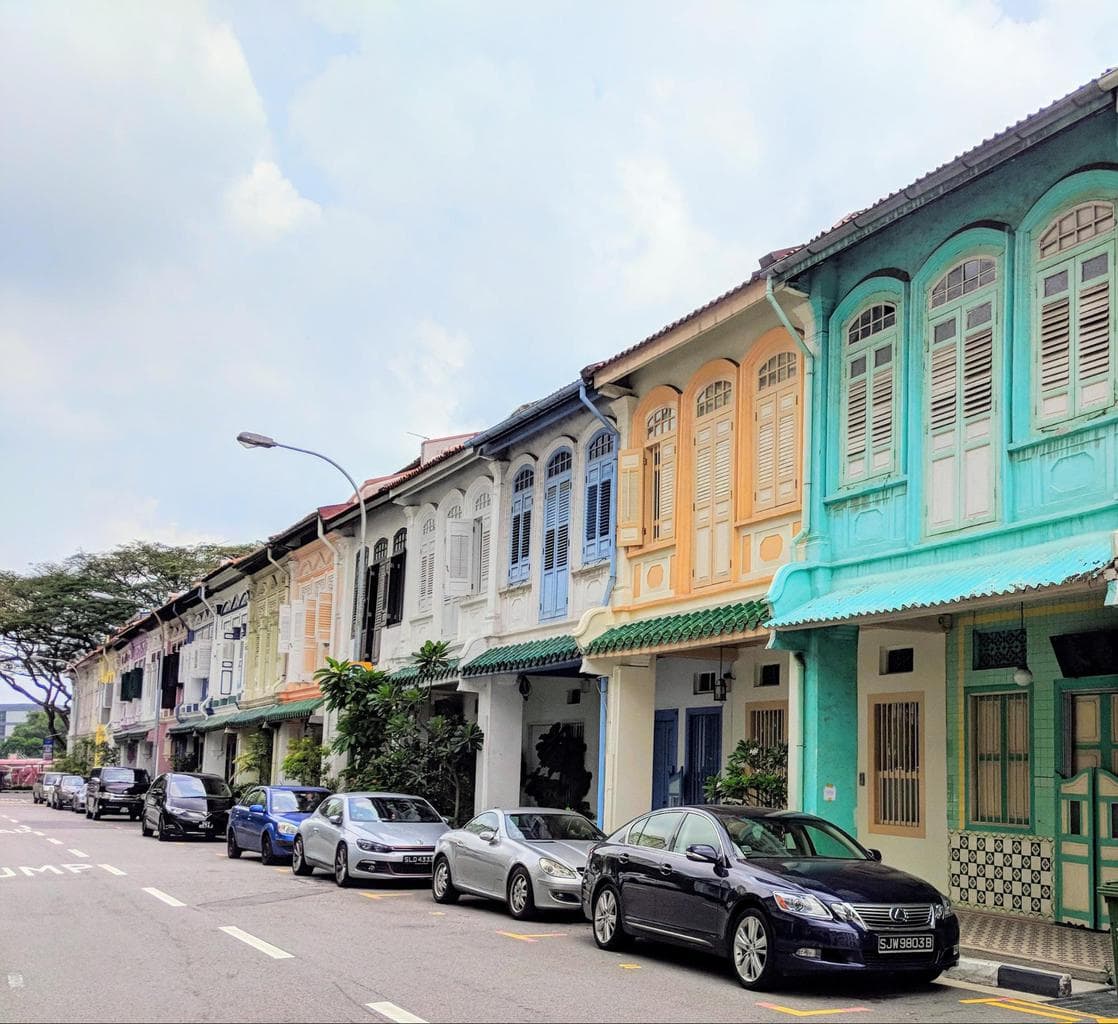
[
  {"x1": 457, "y1": 593, "x2": 489, "y2": 610},
  {"x1": 571, "y1": 560, "x2": 610, "y2": 578},
  {"x1": 822, "y1": 475, "x2": 908, "y2": 507},
  {"x1": 499, "y1": 580, "x2": 532, "y2": 597},
  {"x1": 626, "y1": 538, "x2": 677, "y2": 556},
  {"x1": 1008, "y1": 410, "x2": 1118, "y2": 454}
]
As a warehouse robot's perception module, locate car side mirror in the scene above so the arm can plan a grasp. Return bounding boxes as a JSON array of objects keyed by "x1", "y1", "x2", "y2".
[
  {"x1": 478, "y1": 829, "x2": 497, "y2": 843},
  {"x1": 441, "y1": 816, "x2": 451, "y2": 826},
  {"x1": 686, "y1": 844, "x2": 721, "y2": 864},
  {"x1": 249, "y1": 804, "x2": 265, "y2": 814},
  {"x1": 868, "y1": 848, "x2": 883, "y2": 862}
]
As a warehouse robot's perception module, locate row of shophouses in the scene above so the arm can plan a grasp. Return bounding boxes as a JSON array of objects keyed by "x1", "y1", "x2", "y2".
[{"x1": 70, "y1": 72, "x2": 1118, "y2": 930}]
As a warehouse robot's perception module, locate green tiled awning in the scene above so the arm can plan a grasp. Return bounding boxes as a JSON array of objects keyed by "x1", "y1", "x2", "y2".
[
  {"x1": 223, "y1": 705, "x2": 274, "y2": 728},
  {"x1": 196, "y1": 712, "x2": 240, "y2": 733},
  {"x1": 389, "y1": 658, "x2": 460, "y2": 684},
  {"x1": 460, "y1": 636, "x2": 580, "y2": 677},
  {"x1": 767, "y1": 534, "x2": 1115, "y2": 629},
  {"x1": 112, "y1": 727, "x2": 150, "y2": 743},
  {"x1": 167, "y1": 720, "x2": 204, "y2": 735},
  {"x1": 584, "y1": 600, "x2": 768, "y2": 656},
  {"x1": 264, "y1": 698, "x2": 324, "y2": 724}
]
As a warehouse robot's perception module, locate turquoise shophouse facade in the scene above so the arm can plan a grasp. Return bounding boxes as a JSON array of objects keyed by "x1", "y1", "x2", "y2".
[{"x1": 767, "y1": 70, "x2": 1118, "y2": 928}]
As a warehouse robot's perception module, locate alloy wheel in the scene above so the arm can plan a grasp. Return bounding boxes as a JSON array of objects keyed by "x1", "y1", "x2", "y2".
[
  {"x1": 594, "y1": 889, "x2": 617, "y2": 944},
  {"x1": 335, "y1": 845, "x2": 350, "y2": 887},
  {"x1": 733, "y1": 914, "x2": 768, "y2": 984},
  {"x1": 432, "y1": 861, "x2": 448, "y2": 898},
  {"x1": 509, "y1": 873, "x2": 529, "y2": 915}
]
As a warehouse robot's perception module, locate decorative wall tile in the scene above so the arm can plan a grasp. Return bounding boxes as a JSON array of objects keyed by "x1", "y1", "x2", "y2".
[{"x1": 949, "y1": 830, "x2": 1054, "y2": 920}]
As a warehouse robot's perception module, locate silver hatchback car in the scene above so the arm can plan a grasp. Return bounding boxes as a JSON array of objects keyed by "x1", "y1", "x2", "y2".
[
  {"x1": 292, "y1": 792, "x2": 448, "y2": 887},
  {"x1": 432, "y1": 807, "x2": 605, "y2": 919}
]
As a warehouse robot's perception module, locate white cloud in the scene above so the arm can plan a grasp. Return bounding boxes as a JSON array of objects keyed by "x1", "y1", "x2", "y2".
[
  {"x1": 388, "y1": 319, "x2": 473, "y2": 440},
  {"x1": 226, "y1": 160, "x2": 322, "y2": 239},
  {"x1": 61, "y1": 495, "x2": 232, "y2": 556}
]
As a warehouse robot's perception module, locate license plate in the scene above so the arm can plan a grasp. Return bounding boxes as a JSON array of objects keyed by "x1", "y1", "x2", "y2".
[
  {"x1": 877, "y1": 933, "x2": 934, "y2": 954},
  {"x1": 403, "y1": 855, "x2": 431, "y2": 865}
]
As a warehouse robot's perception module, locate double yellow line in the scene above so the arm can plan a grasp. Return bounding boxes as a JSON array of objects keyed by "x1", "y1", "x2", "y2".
[{"x1": 961, "y1": 996, "x2": 1118, "y2": 1023}]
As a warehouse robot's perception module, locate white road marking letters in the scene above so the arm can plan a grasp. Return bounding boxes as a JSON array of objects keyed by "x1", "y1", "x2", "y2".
[
  {"x1": 45, "y1": 838, "x2": 63, "y2": 845},
  {"x1": 98, "y1": 864, "x2": 127, "y2": 876},
  {"x1": 219, "y1": 926, "x2": 293, "y2": 960},
  {"x1": 142, "y1": 887, "x2": 185, "y2": 907},
  {"x1": 67, "y1": 849, "x2": 88, "y2": 858},
  {"x1": 7, "y1": 973, "x2": 23, "y2": 989},
  {"x1": 366, "y1": 1003, "x2": 428, "y2": 1024}
]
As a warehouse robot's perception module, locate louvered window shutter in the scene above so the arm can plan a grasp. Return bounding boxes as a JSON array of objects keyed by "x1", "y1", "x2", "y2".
[
  {"x1": 475, "y1": 518, "x2": 491, "y2": 593},
  {"x1": 845, "y1": 359, "x2": 868, "y2": 478},
  {"x1": 277, "y1": 603, "x2": 292, "y2": 654},
  {"x1": 445, "y1": 519, "x2": 472, "y2": 596},
  {"x1": 509, "y1": 494, "x2": 523, "y2": 580},
  {"x1": 869, "y1": 351, "x2": 894, "y2": 474},
  {"x1": 583, "y1": 461, "x2": 600, "y2": 563},
  {"x1": 655, "y1": 440, "x2": 676, "y2": 541},
  {"x1": 419, "y1": 540, "x2": 436, "y2": 609},
  {"x1": 754, "y1": 396, "x2": 776, "y2": 511},
  {"x1": 928, "y1": 315, "x2": 960, "y2": 530},
  {"x1": 776, "y1": 388, "x2": 800, "y2": 507},
  {"x1": 302, "y1": 596, "x2": 318, "y2": 675},
  {"x1": 617, "y1": 448, "x2": 644, "y2": 546},
  {"x1": 712, "y1": 417, "x2": 733, "y2": 579},
  {"x1": 386, "y1": 551, "x2": 406, "y2": 626},
  {"x1": 597, "y1": 462, "x2": 614, "y2": 559},
  {"x1": 960, "y1": 303, "x2": 995, "y2": 522},
  {"x1": 1038, "y1": 259, "x2": 1073, "y2": 420},
  {"x1": 1077, "y1": 248, "x2": 1112, "y2": 410},
  {"x1": 316, "y1": 587, "x2": 333, "y2": 645},
  {"x1": 692, "y1": 423, "x2": 714, "y2": 584}
]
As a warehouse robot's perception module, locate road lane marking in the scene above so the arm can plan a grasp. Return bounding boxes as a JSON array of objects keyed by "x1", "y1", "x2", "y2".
[
  {"x1": 272, "y1": 867, "x2": 287, "y2": 874},
  {"x1": 495, "y1": 931, "x2": 565, "y2": 942},
  {"x1": 361, "y1": 892, "x2": 413, "y2": 901},
  {"x1": 67, "y1": 849, "x2": 88, "y2": 858},
  {"x1": 756, "y1": 1005, "x2": 869, "y2": 1018},
  {"x1": 366, "y1": 1002, "x2": 427, "y2": 1023},
  {"x1": 618, "y1": 963, "x2": 641, "y2": 970},
  {"x1": 429, "y1": 911, "x2": 445, "y2": 916},
  {"x1": 32, "y1": 831, "x2": 43, "y2": 836},
  {"x1": 219, "y1": 926, "x2": 293, "y2": 960},
  {"x1": 98, "y1": 864, "x2": 127, "y2": 876},
  {"x1": 142, "y1": 887, "x2": 186, "y2": 907},
  {"x1": 959, "y1": 1002, "x2": 1084, "y2": 1024},
  {"x1": 7, "y1": 973, "x2": 23, "y2": 989},
  {"x1": 993, "y1": 999, "x2": 1112, "y2": 1022},
  {"x1": 45, "y1": 838, "x2": 63, "y2": 845}
]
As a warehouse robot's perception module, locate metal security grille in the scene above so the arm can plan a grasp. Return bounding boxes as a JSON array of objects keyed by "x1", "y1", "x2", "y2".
[
  {"x1": 973, "y1": 628, "x2": 1026, "y2": 670},
  {"x1": 749, "y1": 705, "x2": 786, "y2": 750},
  {"x1": 972, "y1": 692, "x2": 1030, "y2": 826},
  {"x1": 871, "y1": 696, "x2": 922, "y2": 832}
]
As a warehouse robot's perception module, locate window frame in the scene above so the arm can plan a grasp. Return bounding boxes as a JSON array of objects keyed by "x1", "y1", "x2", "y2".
[
  {"x1": 967, "y1": 689, "x2": 1032, "y2": 832},
  {"x1": 840, "y1": 299, "x2": 900, "y2": 486},
  {"x1": 867, "y1": 691, "x2": 925, "y2": 838},
  {"x1": 508, "y1": 464, "x2": 535, "y2": 584},
  {"x1": 582, "y1": 428, "x2": 615, "y2": 565}
]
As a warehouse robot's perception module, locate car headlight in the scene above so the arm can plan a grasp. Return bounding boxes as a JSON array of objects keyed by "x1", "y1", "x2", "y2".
[
  {"x1": 773, "y1": 891, "x2": 833, "y2": 920},
  {"x1": 829, "y1": 902, "x2": 863, "y2": 926},
  {"x1": 934, "y1": 895, "x2": 955, "y2": 921},
  {"x1": 276, "y1": 822, "x2": 298, "y2": 837},
  {"x1": 357, "y1": 840, "x2": 393, "y2": 853},
  {"x1": 538, "y1": 857, "x2": 577, "y2": 879}
]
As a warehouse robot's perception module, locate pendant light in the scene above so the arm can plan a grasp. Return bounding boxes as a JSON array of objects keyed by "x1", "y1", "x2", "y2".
[{"x1": 1013, "y1": 602, "x2": 1033, "y2": 687}]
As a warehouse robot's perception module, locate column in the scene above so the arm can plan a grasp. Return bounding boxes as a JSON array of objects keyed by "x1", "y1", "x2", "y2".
[
  {"x1": 472, "y1": 674, "x2": 524, "y2": 812},
  {"x1": 801, "y1": 626, "x2": 858, "y2": 832},
  {"x1": 786, "y1": 650, "x2": 804, "y2": 811},
  {"x1": 602, "y1": 660, "x2": 656, "y2": 831}
]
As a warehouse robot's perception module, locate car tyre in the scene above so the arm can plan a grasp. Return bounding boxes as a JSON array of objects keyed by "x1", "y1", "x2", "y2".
[
  {"x1": 92, "y1": 802, "x2": 102, "y2": 821},
  {"x1": 730, "y1": 908, "x2": 780, "y2": 991},
  {"x1": 227, "y1": 829, "x2": 242, "y2": 859},
  {"x1": 592, "y1": 883, "x2": 631, "y2": 951},
  {"x1": 431, "y1": 856, "x2": 460, "y2": 904},
  {"x1": 260, "y1": 834, "x2": 276, "y2": 866},
  {"x1": 292, "y1": 836, "x2": 314, "y2": 876},
  {"x1": 507, "y1": 867, "x2": 536, "y2": 920},
  {"x1": 141, "y1": 815, "x2": 153, "y2": 838},
  {"x1": 157, "y1": 813, "x2": 170, "y2": 842},
  {"x1": 334, "y1": 844, "x2": 353, "y2": 888}
]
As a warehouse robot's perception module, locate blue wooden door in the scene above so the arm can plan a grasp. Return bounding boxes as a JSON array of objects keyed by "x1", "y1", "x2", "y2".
[
  {"x1": 540, "y1": 454, "x2": 572, "y2": 620},
  {"x1": 652, "y1": 710, "x2": 678, "y2": 809},
  {"x1": 685, "y1": 707, "x2": 723, "y2": 804}
]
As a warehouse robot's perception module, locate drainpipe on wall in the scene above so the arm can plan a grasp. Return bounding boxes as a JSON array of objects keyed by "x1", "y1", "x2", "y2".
[
  {"x1": 765, "y1": 276, "x2": 818, "y2": 548},
  {"x1": 577, "y1": 382, "x2": 619, "y2": 606},
  {"x1": 596, "y1": 677, "x2": 608, "y2": 826}
]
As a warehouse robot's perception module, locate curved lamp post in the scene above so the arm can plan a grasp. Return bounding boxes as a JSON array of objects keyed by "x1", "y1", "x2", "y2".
[{"x1": 236, "y1": 432, "x2": 367, "y2": 661}]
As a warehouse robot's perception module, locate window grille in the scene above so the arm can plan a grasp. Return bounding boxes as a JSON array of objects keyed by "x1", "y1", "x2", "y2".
[
  {"x1": 646, "y1": 406, "x2": 677, "y2": 438},
  {"x1": 587, "y1": 429, "x2": 613, "y2": 460},
  {"x1": 474, "y1": 491, "x2": 491, "y2": 512},
  {"x1": 847, "y1": 303, "x2": 896, "y2": 344},
  {"x1": 446, "y1": 504, "x2": 462, "y2": 520},
  {"x1": 547, "y1": 449, "x2": 572, "y2": 477},
  {"x1": 513, "y1": 466, "x2": 534, "y2": 492},
  {"x1": 1038, "y1": 202, "x2": 1115, "y2": 259},
  {"x1": 930, "y1": 257, "x2": 996, "y2": 308},
  {"x1": 871, "y1": 696, "x2": 922, "y2": 832},
  {"x1": 971, "y1": 692, "x2": 1030, "y2": 826},
  {"x1": 696, "y1": 380, "x2": 733, "y2": 417},
  {"x1": 373, "y1": 538, "x2": 388, "y2": 562},
  {"x1": 757, "y1": 352, "x2": 798, "y2": 389}
]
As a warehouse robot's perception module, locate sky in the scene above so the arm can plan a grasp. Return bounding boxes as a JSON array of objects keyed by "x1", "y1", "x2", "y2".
[{"x1": 1, "y1": 0, "x2": 1115, "y2": 590}]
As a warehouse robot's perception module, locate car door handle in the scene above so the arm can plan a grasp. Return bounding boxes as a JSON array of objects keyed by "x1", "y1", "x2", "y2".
[
  {"x1": 659, "y1": 863, "x2": 673, "y2": 876},
  {"x1": 617, "y1": 854, "x2": 629, "y2": 865}
]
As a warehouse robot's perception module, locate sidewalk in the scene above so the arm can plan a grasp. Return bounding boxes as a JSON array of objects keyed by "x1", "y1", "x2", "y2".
[{"x1": 957, "y1": 908, "x2": 1113, "y2": 983}]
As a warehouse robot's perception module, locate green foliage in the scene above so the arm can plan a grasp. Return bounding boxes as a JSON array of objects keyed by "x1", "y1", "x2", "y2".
[
  {"x1": 523, "y1": 723, "x2": 593, "y2": 816},
  {"x1": 233, "y1": 731, "x2": 272, "y2": 786},
  {"x1": 0, "y1": 540, "x2": 254, "y2": 748},
  {"x1": 703, "y1": 739, "x2": 788, "y2": 808},
  {"x1": 0, "y1": 709, "x2": 51, "y2": 757},
  {"x1": 281, "y1": 737, "x2": 330, "y2": 787},
  {"x1": 51, "y1": 737, "x2": 117, "y2": 776},
  {"x1": 410, "y1": 639, "x2": 451, "y2": 681},
  {"x1": 315, "y1": 654, "x2": 484, "y2": 825}
]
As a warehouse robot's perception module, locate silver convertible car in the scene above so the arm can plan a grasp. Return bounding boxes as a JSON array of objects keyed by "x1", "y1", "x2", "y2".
[
  {"x1": 432, "y1": 807, "x2": 605, "y2": 919},
  {"x1": 291, "y1": 791, "x2": 448, "y2": 887}
]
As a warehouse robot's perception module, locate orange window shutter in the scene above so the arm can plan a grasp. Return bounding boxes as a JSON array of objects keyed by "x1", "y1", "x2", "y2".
[
  {"x1": 754, "y1": 394, "x2": 776, "y2": 511},
  {"x1": 775, "y1": 388, "x2": 799, "y2": 507},
  {"x1": 657, "y1": 439, "x2": 676, "y2": 541},
  {"x1": 302, "y1": 596, "x2": 317, "y2": 674},
  {"x1": 316, "y1": 589, "x2": 333, "y2": 645},
  {"x1": 617, "y1": 448, "x2": 644, "y2": 546}
]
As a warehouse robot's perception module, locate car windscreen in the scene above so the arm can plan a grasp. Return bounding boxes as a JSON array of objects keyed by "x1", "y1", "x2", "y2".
[
  {"x1": 61, "y1": 776, "x2": 83, "y2": 787},
  {"x1": 506, "y1": 813, "x2": 605, "y2": 842},
  {"x1": 43, "y1": 774, "x2": 61, "y2": 784},
  {"x1": 271, "y1": 790, "x2": 326, "y2": 814},
  {"x1": 348, "y1": 796, "x2": 441, "y2": 823},
  {"x1": 102, "y1": 768, "x2": 148, "y2": 785},
  {"x1": 721, "y1": 815, "x2": 869, "y2": 861},
  {"x1": 168, "y1": 776, "x2": 232, "y2": 799}
]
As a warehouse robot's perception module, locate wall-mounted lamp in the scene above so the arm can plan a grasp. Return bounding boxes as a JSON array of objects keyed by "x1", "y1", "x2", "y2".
[
  {"x1": 1014, "y1": 602, "x2": 1033, "y2": 687},
  {"x1": 714, "y1": 647, "x2": 733, "y2": 702}
]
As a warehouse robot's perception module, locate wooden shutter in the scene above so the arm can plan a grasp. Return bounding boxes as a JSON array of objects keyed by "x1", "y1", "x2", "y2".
[
  {"x1": 776, "y1": 387, "x2": 800, "y2": 507},
  {"x1": 583, "y1": 460, "x2": 601, "y2": 563},
  {"x1": 754, "y1": 393, "x2": 777, "y2": 511},
  {"x1": 1037, "y1": 260, "x2": 1072, "y2": 421},
  {"x1": 692, "y1": 423, "x2": 714, "y2": 584},
  {"x1": 845, "y1": 359, "x2": 868, "y2": 478},
  {"x1": 869, "y1": 352, "x2": 893, "y2": 473},
  {"x1": 584, "y1": 455, "x2": 615, "y2": 563},
  {"x1": 419, "y1": 540, "x2": 435, "y2": 609},
  {"x1": 1076, "y1": 247, "x2": 1113, "y2": 411},
  {"x1": 961, "y1": 305, "x2": 995, "y2": 522},
  {"x1": 386, "y1": 551, "x2": 406, "y2": 625},
  {"x1": 712, "y1": 417, "x2": 733, "y2": 580},
  {"x1": 277, "y1": 602, "x2": 292, "y2": 655},
  {"x1": 445, "y1": 519, "x2": 472, "y2": 596},
  {"x1": 656, "y1": 439, "x2": 676, "y2": 541},
  {"x1": 316, "y1": 587, "x2": 333, "y2": 645},
  {"x1": 617, "y1": 448, "x2": 643, "y2": 546},
  {"x1": 927, "y1": 317, "x2": 959, "y2": 530},
  {"x1": 302, "y1": 594, "x2": 318, "y2": 675},
  {"x1": 475, "y1": 518, "x2": 491, "y2": 593}
]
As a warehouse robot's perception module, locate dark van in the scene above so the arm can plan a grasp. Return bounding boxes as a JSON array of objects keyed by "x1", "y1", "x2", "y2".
[{"x1": 86, "y1": 766, "x2": 152, "y2": 820}]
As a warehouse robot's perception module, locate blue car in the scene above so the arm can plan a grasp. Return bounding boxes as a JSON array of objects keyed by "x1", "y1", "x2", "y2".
[{"x1": 227, "y1": 785, "x2": 330, "y2": 864}]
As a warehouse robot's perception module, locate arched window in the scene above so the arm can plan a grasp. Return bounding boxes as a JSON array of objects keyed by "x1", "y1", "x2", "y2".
[
  {"x1": 541, "y1": 448, "x2": 573, "y2": 619},
  {"x1": 926, "y1": 255, "x2": 999, "y2": 532},
  {"x1": 643, "y1": 406, "x2": 676, "y2": 542},
  {"x1": 373, "y1": 538, "x2": 388, "y2": 562},
  {"x1": 470, "y1": 489, "x2": 492, "y2": 594},
  {"x1": 357, "y1": 537, "x2": 391, "y2": 662},
  {"x1": 474, "y1": 492, "x2": 491, "y2": 512},
  {"x1": 692, "y1": 378, "x2": 734, "y2": 586},
  {"x1": 583, "y1": 429, "x2": 615, "y2": 563},
  {"x1": 385, "y1": 529, "x2": 406, "y2": 626},
  {"x1": 508, "y1": 466, "x2": 534, "y2": 583},
  {"x1": 1034, "y1": 200, "x2": 1116, "y2": 423},
  {"x1": 446, "y1": 504, "x2": 462, "y2": 520},
  {"x1": 753, "y1": 351, "x2": 801, "y2": 512},
  {"x1": 842, "y1": 301, "x2": 897, "y2": 484},
  {"x1": 417, "y1": 516, "x2": 436, "y2": 610}
]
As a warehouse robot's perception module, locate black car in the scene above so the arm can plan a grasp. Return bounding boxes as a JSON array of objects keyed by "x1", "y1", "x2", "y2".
[
  {"x1": 581, "y1": 805, "x2": 959, "y2": 990},
  {"x1": 140, "y1": 772, "x2": 234, "y2": 841},
  {"x1": 86, "y1": 766, "x2": 151, "y2": 820}
]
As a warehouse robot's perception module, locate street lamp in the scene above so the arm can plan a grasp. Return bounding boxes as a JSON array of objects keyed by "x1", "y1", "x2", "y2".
[{"x1": 236, "y1": 431, "x2": 368, "y2": 661}]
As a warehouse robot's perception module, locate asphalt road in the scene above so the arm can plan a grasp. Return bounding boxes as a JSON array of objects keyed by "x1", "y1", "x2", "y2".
[{"x1": 0, "y1": 794, "x2": 1101, "y2": 1024}]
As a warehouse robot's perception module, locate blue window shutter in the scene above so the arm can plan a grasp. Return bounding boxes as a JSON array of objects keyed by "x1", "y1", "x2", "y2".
[
  {"x1": 583, "y1": 439, "x2": 616, "y2": 564},
  {"x1": 540, "y1": 481, "x2": 559, "y2": 617},
  {"x1": 583, "y1": 461, "x2": 600, "y2": 563},
  {"x1": 596, "y1": 458, "x2": 615, "y2": 561},
  {"x1": 509, "y1": 494, "x2": 522, "y2": 582}
]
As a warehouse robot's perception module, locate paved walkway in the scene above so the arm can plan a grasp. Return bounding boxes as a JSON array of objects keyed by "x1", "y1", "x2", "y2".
[{"x1": 958, "y1": 908, "x2": 1114, "y2": 981}]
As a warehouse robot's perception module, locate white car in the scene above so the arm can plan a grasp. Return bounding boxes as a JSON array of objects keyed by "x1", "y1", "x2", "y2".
[{"x1": 292, "y1": 792, "x2": 449, "y2": 887}]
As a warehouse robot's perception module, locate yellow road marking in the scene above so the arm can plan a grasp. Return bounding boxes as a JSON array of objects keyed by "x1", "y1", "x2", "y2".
[
  {"x1": 756, "y1": 1004, "x2": 869, "y2": 1018},
  {"x1": 429, "y1": 911, "x2": 446, "y2": 916},
  {"x1": 959, "y1": 999, "x2": 1092, "y2": 1023},
  {"x1": 360, "y1": 892, "x2": 413, "y2": 901},
  {"x1": 998, "y1": 997, "x2": 1118, "y2": 1022},
  {"x1": 495, "y1": 931, "x2": 565, "y2": 942},
  {"x1": 618, "y1": 963, "x2": 641, "y2": 970},
  {"x1": 272, "y1": 867, "x2": 287, "y2": 873}
]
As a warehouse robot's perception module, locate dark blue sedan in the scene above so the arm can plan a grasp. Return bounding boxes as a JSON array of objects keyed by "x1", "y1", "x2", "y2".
[{"x1": 227, "y1": 785, "x2": 329, "y2": 864}]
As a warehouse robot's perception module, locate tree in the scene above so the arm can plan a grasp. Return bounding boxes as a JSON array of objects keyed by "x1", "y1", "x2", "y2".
[
  {"x1": 281, "y1": 737, "x2": 330, "y2": 787},
  {"x1": 0, "y1": 541, "x2": 254, "y2": 750},
  {"x1": 316, "y1": 654, "x2": 484, "y2": 825},
  {"x1": 52, "y1": 737, "x2": 117, "y2": 776},
  {"x1": 704, "y1": 738, "x2": 789, "y2": 808},
  {"x1": 523, "y1": 723, "x2": 593, "y2": 816},
  {"x1": 0, "y1": 709, "x2": 51, "y2": 757}
]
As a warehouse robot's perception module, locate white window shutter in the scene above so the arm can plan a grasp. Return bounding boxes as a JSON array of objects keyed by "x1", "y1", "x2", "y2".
[
  {"x1": 869, "y1": 360, "x2": 893, "y2": 472},
  {"x1": 445, "y1": 519, "x2": 472, "y2": 596},
  {"x1": 277, "y1": 602, "x2": 292, "y2": 654},
  {"x1": 419, "y1": 540, "x2": 435, "y2": 609},
  {"x1": 302, "y1": 596, "x2": 318, "y2": 675},
  {"x1": 712, "y1": 417, "x2": 733, "y2": 580},
  {"x1": 656, "y1": 439, "x2": 676, "y2": 541},
  {"x1": 692, "y1": 423, "x2": 714, "y2": 584},
  {"x1": 845, "y1": 363, "x2": 868, "y2": 478},
  {"x1": 776, "y1": 389, "x2": 800, "y2": 505},
  {"x1": 617, "y1": 448, "x2": 644, "y2": 546},
  {"x1": 288, "y1": 598, "x2": 305, "y2": 670},
  {"x1": 475, "y1": 518, "x2": 491, "y2": 593}
]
